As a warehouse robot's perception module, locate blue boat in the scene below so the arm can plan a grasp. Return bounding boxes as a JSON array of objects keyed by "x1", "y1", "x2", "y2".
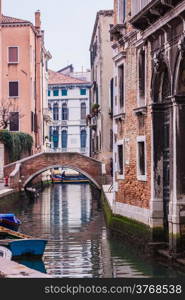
[
  {"x1": 52, "y1": 173, "x2": 89, "y2": 184},
  {"x1": 0, "y1": 214, "x2": 21, "y2": 231},
  {"x1": 0, "y1": 226, "x2": 47, "y2": 259}
]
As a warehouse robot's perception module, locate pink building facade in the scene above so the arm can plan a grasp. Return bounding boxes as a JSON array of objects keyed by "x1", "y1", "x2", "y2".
[{"x1": 0, "y1": 1, "x2": 50, "y2": 153}]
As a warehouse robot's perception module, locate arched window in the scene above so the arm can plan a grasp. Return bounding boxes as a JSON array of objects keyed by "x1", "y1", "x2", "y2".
[
  {"x1": 53, "y1": 103, "x2": 59, "y2": 120},
  {"x1": 62, "y1": 103, "x2": 68, "y2": 120},
  {"x1": 80, "y1": 130, "x2": 87, "y2": 149},
  {"x1": 177, "y1": 58, "x2": 185, "y2": 94},
  {"x1": 153, "y1": 65, "x2": 170, "y2": 103},
  {"x1": 62, "y1": 130, "x2": 68, "y2": 149},
  {"x1": 81, "y1": 103, "x2": 86, "y2": 120},
  {"x1": 53, "y1": 128, "x2": 59, "y2": 148},
  {"x1": 138, "y1": 49, "x2": 145, "y2": 106}
]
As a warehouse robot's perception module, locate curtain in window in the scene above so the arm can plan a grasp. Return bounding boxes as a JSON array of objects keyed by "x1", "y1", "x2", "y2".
[
  {"x1": 81, "y1": 103, "x2": 86, "y2": 120},
  {"x1": 139, "y1": 50, "x2": 145, "y2": 98},
  {"x1": 53, "y1": 128, "x2": 59, "y2": 148},
  {"x1": 62, "y1": 103, "x2": 68, "y2": 120},
  {"x1": 62, "y1": 130, "x2": 68, "y2": 149},
  {"x1": 80, "y1": 130, "x2": 87, "y2": 148},
  {"x1": 53, "y1": 103, "x2": 59, "y2": 120},
  {"x1": 118, "y1": 65, "x2": 124, "y2": 108}
]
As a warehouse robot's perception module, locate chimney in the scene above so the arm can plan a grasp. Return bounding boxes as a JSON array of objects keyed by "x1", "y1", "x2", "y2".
[{"x1": 35, "y1": 10, "x2": 41, "y2": 30}]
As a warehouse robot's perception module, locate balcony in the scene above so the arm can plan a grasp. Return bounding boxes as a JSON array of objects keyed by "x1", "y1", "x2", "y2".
[{"x1": 130, "y1": 0, "x2": 183, "y2": 31}]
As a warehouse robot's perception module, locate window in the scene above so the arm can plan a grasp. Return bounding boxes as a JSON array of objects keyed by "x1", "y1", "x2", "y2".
[
  {"x1": 118, "y1": 0, "x2": 126, "y2": 23},
  {"x1": 117, "y1": 143, "x2": 124, "y2": 176},
  {"x1": 110, "y1": 78, "x2": 114, "y2": 116},
  {"x1": 53, "y1": 89, "x2": 59, "y2": 97},
  {"x1": 48, "y1": 90, "x2": 51, "y2": 97},
  {"x1": 80, "y1": 130, "x2": 87, "y2": 149},
  {"x1": 62, "y1": 103, "x2": 68, "y2": 120},
  {"x1": 8, "y1": 47, "x2": 18, "y2": 63},
  {"x1": 110, "y1": 129, "x2": 113, "y2": 151},
  {"x1": 81, "y1": 103, "x2": 86, "y2": 120},
  {"x1": 9, "y1": 112, "x2": 19, "y2": 131},
  {"x1": 31, "y1": 112, "x2": 35, "y2": 132},
  {"x1": 137, "y1": 136, "x2": 147, "y2": 181},
  {"x1": 80, "y1": 88, "x2": 86, "y2": 96},
  {"x1": 118, "y1": 64, "x2": 124, "y2": 109},
  {"x1": 9, "y1": 81, "x2": 19, "y2": 97},
  {"x1": 62, "y1": 130, "x2": 68, "y2": 149},
  {"x1": 138, "y1": 49, "x2": 146, "y2": 106},
  {"x1": 53, "y1": 128, "x2": 59, "y2": 148},
  {"x1": 53, "y1": 103, "x2": 59, "y2": 120},
  {"x1": 62, "y1": 89, "x2": 68, "y2": 96},
  {"x1": 96, "y1": 86, "x2": 99, "y2": 104},
  {"x1": 49, "y1": 126, "x2": 52, "y2": 142}
]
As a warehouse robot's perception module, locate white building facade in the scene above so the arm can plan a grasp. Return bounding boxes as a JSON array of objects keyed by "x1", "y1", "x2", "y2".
[{"x1": 48, "y1": 70, "x2": 91, "y2": 156}]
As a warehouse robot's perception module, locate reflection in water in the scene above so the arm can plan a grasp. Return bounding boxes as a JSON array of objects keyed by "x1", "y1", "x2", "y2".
[{"x1": 0, "y1": 184, "x2": 184, "y2": 278}]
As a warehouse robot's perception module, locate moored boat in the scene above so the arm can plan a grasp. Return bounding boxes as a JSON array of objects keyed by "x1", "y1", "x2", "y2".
[
  {"x1": 0, "y1": 226, "x2": 47, "y2": 259},
  {"x1": 0, "y1": 214, "x2": 21, "y2": 231},
  {"x1": 0, "y1": 246, "x2": 12, "y2": 260},
  {"x1": 51, "y1": 174, "x2": 89, "y2": 184}
]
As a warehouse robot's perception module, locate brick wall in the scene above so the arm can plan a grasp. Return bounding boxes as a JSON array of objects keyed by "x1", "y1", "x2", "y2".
[{"x1": 4, "y1": 152, "x2": 102, "y2": 189}]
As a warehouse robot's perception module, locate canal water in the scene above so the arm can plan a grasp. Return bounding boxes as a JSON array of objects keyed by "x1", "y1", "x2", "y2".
[{"x1": 0, "y1": 183, "x2": 184, "y2": 278}]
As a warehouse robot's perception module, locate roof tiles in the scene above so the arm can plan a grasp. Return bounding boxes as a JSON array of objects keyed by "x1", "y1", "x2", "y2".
[
  {"x1": 48, "y1": 69, "x2": 90, "y2": 85},
  {"x1": 1, "y1": 15, "x2": 31, "y2": 24}
]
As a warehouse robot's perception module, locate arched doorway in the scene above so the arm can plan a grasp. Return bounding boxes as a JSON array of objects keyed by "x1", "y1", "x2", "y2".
[{"x1": 152, "y1": 61, "x2": 172, "y2": 239}]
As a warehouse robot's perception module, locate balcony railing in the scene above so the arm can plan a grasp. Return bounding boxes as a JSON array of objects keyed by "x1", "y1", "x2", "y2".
[{"x1": 131, "y1": 0, "x2": 153, "y2": 17}]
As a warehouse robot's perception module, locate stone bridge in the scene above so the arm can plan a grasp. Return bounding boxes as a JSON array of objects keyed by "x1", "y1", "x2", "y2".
[{"x1": 4, "y1": 152, "x2": 103, "y2": 190}]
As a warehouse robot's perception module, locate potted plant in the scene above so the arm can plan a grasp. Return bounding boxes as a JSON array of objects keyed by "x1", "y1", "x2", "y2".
[{"x1": 91, "y1": 103, "x2": 100, "y2": 115}]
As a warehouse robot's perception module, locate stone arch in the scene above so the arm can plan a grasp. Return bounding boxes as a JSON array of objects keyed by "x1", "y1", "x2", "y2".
[
  {"x1": 173, "y1": 50, "x2": 185, "y2": 95},
  {"x1": 24, "y1": 164, "x2": 101, "y2": 190},
  {"x1": 4, "y1": 152, "x2": 103, "y2": 191},
  {"x1": 151, "y1": 62, "x2": 171, "y2": 103}
]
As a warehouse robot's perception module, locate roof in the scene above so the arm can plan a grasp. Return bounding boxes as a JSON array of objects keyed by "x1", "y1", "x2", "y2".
[
  {"x1": 48, "y1": 70, "x2": 90, "y2": 85},
  {"x1": 1, "y1": 15, "x2": 31, "y2": 25},
  {"x1": 58, "y1": 64, "x2": 74, "y2": 73}
]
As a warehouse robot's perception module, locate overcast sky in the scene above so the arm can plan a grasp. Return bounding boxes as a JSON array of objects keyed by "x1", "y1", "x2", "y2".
[{"x1": 3, "y1": 0, "x2": 113, "y2": 72}]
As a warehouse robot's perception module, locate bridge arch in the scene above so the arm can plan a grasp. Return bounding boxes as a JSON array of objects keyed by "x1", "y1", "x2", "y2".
[
  {"x1": 4, "y1": 152, "x2": 103, "y2": 191},
  {"x1": 24, "y1": 164, "x2": 101, "y2": 189}
]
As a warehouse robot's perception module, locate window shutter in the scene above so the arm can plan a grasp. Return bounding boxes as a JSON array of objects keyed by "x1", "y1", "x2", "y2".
[
  {"x1": 9, "y1": 47, "x2": 18, "y2": 63},
  {"x1": 10, "y1": 112, "x2": 19, "y2": 131},
  {"x1": 9, "y1": 82, "x2": 18, "y2": 97}
]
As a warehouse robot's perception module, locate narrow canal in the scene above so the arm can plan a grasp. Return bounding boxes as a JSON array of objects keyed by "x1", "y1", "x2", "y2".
[{"x1": 0, "y1": 183, "x2": 185, "y2": 278}]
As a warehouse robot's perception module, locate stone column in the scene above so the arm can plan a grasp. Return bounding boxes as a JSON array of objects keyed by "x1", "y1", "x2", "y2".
[
  {"x1": 168, "y1": 98, "x2": 185, "y2": 253},
  {"x1": 150, "y1": 105, "x2": 165, "y2": 239},
  {"x1": 0, "y1": 142, "x2": 4, "y2": 179}
]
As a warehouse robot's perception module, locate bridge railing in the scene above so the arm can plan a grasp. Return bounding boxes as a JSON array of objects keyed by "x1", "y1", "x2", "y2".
[{"x1": 45, "y1": 148, "x2": 88, "y2": 154}]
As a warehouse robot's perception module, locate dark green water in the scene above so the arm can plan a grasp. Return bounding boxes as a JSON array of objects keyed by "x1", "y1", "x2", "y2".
[{"x1": 0, "y1": 184, "x2": 184, "y2": 278}]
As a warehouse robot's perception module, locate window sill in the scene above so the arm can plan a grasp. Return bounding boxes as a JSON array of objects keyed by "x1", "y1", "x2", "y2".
[
  {"x1": 114, "y1": 112, "x2": 125, "y2": 121},
  {"x1": 9, "y1": 96, "x2": 19, "y2": 99},
  {"x1": 133, "y1": 106, "x2": 147, "y2": 116},
  {"x1": 117, "y1": 174, "x2": 125, "y2": 180},
  {"x1": 8, "y1": 62, "x2": 18, "y2": 65},
  {"x1": 137, "y1": 175, "x2": 147, "y2": 182}
]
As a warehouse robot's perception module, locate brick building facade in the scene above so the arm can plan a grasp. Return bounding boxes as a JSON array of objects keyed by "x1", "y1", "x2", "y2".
[{"x1": 111, "y1": 0, "x2": 185, "y2": 252}]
